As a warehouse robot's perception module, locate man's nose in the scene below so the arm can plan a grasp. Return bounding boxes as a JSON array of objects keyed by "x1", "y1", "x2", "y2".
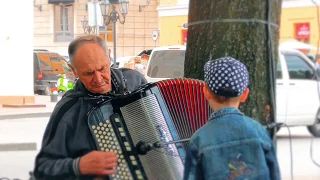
[{"x1": 93, "y1": 71, "x2": 103, "y2": 83}]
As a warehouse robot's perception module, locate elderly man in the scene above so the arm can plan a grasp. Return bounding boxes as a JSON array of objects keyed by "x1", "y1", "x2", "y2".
[{"x1": 33, "y1": 35, "x2": 148, "y2": 180}]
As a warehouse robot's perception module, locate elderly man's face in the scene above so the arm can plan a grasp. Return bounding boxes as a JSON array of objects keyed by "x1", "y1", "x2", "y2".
[{"x1": 71, "y1": 43, "x2": 112, "y2": 94}]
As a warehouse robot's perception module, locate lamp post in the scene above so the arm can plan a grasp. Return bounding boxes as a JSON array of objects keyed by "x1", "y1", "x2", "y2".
[
  {"x1": 100, "y1": 0, "x2": 129, "y2": 64},
  {"x1": 81, "y1": 16, "x2": 96, "y2": 34},
  {"x1": 82, "y1": 1, "x2": 101, "y2": 35}
]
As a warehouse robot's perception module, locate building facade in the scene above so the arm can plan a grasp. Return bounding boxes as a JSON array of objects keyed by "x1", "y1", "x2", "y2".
[
  {"x1": 157, "y1": 0, "x2": 187, "y2": 46},
  {"x1": 157, "y1": 0, "x2": 320, "y2": 53},
  {"x1": 0, "y1": 0, "x2": 34, "y2": 104},
  {"x1": 280, "y1": 0, "x2": 319, "y2": 47},
  {"x1": 33, "y1": 0, "x2": 160, "y2": 58}
]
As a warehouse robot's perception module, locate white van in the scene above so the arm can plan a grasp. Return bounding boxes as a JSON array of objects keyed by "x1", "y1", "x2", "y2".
[
  {"x1": 145, "y1": 46, "x2": 186, "y2": 82},
  {"x1": 144, "y1": 46, "x2": 320, "y2": 137}
]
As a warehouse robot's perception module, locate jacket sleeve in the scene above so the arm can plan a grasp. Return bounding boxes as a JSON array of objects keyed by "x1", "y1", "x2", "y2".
[
  {"x1": 33, "y1": 100, "x2": 80, "y2": 179},
  {"x1": 183, "y1": 141, "x2": 204, "y2": 180},
  {"x1": 140, "y1": 74, "x2": 148, "y2": 84},
  {"x1": 265, "y1": 141, "x2": 281, "y2": 180}
]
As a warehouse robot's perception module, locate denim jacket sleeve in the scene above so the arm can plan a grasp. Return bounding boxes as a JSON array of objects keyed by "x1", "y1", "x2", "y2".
[
  {"x1": 264, "y1": 139, "x2": 281, "y2": 180},
  {"x1": 183, "y1": 141, "x2": 204, "y2": 180}
]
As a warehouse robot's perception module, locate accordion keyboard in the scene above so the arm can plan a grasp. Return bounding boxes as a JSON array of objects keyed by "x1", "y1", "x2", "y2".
[
  {"x1": 89, "y1": 102, "x2": 145, "y2": 180},
  {"x1": 91, "y1": 121, "x2": 135, "y2": 180}
]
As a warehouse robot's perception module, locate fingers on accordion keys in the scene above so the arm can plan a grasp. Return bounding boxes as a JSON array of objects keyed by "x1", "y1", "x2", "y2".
[
  {"x1": 102, "y1": 169, "x2": 117, "y2": 176},
  {"x1": 104, "y1": 162, "x2": 118, "y2": 169}
]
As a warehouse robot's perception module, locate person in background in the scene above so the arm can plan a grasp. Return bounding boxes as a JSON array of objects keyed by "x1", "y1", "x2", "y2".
[
  {"x1": 57, "y1": 74, "x2": 69, "y2": 94},
  {"x1": 141, "y1": 54, "x2": 149, "y2": 64},
  {"x1": 123, "y1": 57, "x2": 135, "y2": 69},
  {"x1": 183, "y1": 57, "x2": 280, "y2": 180},
  {"x1": 133, "y1": 57, "x2": 144, "y2": 75},
  {"x1": 140, "y1": 54, "x2": 150, "y2": 75}
]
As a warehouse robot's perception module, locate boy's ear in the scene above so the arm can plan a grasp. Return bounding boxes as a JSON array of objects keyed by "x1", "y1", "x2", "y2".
[
  {"x1": 203, "y1": 84, "x2": 213, "y2": 101},
  {"x1": 240, "y1": 88, "x2": 249, "y2": 103}
]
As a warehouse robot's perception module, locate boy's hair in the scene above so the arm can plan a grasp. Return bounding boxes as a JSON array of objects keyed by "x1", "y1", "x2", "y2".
[{"x1": 207, "y1": 86, "x2": 241, "y2": 104}]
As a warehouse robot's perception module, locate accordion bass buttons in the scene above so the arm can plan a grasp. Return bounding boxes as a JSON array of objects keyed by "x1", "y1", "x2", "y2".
[{"x1": 89, "y1": 116, "x2": 145, "y2": 180}]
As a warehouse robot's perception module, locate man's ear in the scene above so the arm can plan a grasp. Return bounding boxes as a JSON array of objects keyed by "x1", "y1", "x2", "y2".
[
  {"x1": 240, "y1": 88, "x2": 249, "y2": 103},
  {"x1": 68, "y1": 64, "x2": 78, "y2": 78},
  {"x1": 203, "y1": 84, "x2": 213, "y2": 101}
]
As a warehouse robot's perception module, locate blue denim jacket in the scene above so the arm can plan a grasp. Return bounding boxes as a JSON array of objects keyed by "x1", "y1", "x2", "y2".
[{"x1": 183, "y1": 107, "x2": 281, "y2": 180}]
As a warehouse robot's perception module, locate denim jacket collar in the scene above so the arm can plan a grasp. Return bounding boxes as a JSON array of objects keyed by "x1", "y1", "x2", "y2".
[{"x1": 209, "y1": 106, "x2": 244, "y2": 121}]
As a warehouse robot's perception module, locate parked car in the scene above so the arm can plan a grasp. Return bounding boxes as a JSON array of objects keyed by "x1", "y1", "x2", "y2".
[
  {"x1": 144, "y1": 45, "x2": 320, "y2": 137},
  {"x1": 277, "y1": 48, "x2": 320, "y2": 136},
  {"x1": 145, "y1": 45, "x2": 186, "y2": 82},
  {"x1": 116, "y1": 56, "x2": 141, "y2": 68},
  {"x1": 62, "y1": 55, "x2": 70, "y2": 63},
  {"x1": 33, "y1": 49, "x2": 75, "y2": 95},
  {"x1": 137, "y1": 49, "x2": 153, "y2": 56}
]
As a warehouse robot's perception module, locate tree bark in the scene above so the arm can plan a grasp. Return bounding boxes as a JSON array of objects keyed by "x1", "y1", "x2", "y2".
[{"x1": 184, "y1": 0, "x2": 282, "y2": 132}]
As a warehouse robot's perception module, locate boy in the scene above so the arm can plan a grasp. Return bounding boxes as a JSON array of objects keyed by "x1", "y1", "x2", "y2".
[{"x1": 183, "y1": 57, "x2": 280, "y2": 180}]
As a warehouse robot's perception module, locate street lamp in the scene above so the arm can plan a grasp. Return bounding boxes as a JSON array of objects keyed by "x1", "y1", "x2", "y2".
[
  {"x1": 81, "y1": 16, "x2": 96, "y2": 34},
  {"x1": 100, "y1": 0, "x2": 129, "y2": 63}
]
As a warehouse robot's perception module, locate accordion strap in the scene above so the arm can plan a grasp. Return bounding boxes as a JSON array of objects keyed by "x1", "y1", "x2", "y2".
[{"x1": 111, "y1": 68, "x2": 130, "y2": 95}]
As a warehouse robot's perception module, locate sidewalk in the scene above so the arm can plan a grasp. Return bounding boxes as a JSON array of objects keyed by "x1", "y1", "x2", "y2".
[{"x1": 0, "y1": 95, "x2": 58, "y2": 120}]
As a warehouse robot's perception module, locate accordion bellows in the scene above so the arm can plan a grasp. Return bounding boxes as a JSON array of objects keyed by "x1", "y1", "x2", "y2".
[{"x1": 87, "y1": 78, "x2": 212, "y2": 180}]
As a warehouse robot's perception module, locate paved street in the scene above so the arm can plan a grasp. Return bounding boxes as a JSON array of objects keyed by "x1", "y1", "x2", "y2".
[
  {"x1": 0, "y1": 117, "x2": 319, "y2": 180},
  {"x1": 0, "y1": 118, "x2": 48, "y2": 180},
  {"x1": 277, "y1": 128, "x2": 320, "y2": 180}
]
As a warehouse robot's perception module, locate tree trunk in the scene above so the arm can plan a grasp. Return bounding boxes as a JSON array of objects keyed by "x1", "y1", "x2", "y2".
[{"x1": 184, "y1": 0, "x2": 282, "y2": 135}]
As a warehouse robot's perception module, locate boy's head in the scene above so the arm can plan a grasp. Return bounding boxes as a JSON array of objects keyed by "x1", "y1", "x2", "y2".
[{"x1": 203, "y1": 57, "x2": 250, "y2": 110}]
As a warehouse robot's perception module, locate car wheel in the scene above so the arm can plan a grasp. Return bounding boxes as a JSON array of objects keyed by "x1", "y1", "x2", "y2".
[{"x1": 307, "y1": 115, "x2": 320, "y2": 137}]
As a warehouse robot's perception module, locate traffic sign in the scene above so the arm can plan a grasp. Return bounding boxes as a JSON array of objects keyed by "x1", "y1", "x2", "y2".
[
  {"x1": 152, "y1": 30, "x2": 158, "y2": 41},
  {"x1": 183, "y1": 23, "x2": 188, "y2": 28}
]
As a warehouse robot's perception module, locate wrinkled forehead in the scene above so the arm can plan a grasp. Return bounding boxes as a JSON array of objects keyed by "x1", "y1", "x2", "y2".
[{"x1": 73, "y1": 43, "x2": 109, "y2": 66}]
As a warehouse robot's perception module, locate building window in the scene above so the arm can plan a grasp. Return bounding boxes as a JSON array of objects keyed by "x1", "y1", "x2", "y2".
[{"x1": 54, "y1": 5, "x2": 74, "y2": 42}]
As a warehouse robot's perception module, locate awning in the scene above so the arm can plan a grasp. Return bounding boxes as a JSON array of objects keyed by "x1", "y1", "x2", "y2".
[{"x1": 48, "y1": 0, "x2": 75, "y2": 4}]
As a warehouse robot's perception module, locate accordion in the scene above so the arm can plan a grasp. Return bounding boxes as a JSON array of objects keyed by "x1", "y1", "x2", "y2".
[{"x1": 87, "y1": 78, "x2": 213, "y2": 180}]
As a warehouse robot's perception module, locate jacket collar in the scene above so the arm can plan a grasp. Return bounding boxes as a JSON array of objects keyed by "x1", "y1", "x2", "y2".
[{"x1": 209, "y1": 106, "x2": 244, "y2": 121}]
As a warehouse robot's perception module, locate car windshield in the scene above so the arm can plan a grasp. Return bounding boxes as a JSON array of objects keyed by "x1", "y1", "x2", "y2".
[{"x1": 147, "y1": 50, "x2": 186, "y2": 78}]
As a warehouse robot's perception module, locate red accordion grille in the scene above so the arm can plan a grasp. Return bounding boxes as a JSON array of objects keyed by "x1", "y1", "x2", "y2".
[{"x1": 155, "y1": 78, "x2": 213, "y2": 139}]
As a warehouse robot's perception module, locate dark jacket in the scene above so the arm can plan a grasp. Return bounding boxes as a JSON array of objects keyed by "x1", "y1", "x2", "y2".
[{"x1": 33, "y1": 68, "x2": 148, "y2": 180}]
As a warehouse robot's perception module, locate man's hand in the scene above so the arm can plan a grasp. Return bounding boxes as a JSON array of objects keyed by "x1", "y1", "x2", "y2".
[{"x1": 79, "y1": 151, "x2": 118, "y2": 175}]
